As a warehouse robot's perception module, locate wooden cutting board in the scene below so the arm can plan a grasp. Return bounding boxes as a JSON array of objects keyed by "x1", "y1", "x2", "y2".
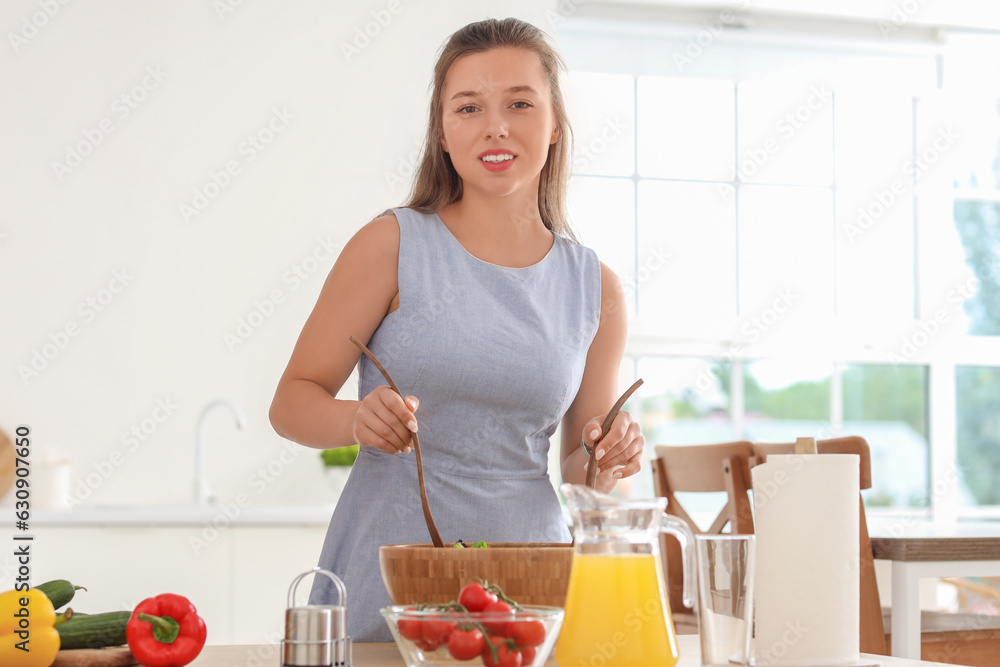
[
  {"x1": 0, "y1": 428, "x2": 15, "y2": 500},
  {"x1": 51, "y1": 647, "x2": 137, "y2": 667}
]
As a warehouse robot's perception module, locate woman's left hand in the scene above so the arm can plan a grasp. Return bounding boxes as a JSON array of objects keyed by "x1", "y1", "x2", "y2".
[{"x1": 581, "y1": 410, "x2": 644, "y2": 480}]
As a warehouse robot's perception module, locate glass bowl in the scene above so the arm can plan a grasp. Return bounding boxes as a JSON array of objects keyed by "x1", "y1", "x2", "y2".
[{"x1": 381, "y1": 605, "x2": 564, "y2": 667}]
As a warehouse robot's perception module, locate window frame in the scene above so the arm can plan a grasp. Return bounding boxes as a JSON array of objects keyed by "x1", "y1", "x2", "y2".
[{"x1": 557, "y1": 13, "x2": 1000, "y2": 519}]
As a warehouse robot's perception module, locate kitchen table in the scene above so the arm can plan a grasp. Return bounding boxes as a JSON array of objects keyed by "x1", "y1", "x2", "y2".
[
  {"x1": 185, "y1": 635, "x2": 955, "y2": 667},
  {"x1": 869, "y1": 519, "x2": 1000, "y2": 660}
]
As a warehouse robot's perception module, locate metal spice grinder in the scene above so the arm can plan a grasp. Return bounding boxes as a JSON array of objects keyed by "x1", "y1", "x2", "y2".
[{"x1": 281, "y1": 567, "x2": 351, "y2": 667}]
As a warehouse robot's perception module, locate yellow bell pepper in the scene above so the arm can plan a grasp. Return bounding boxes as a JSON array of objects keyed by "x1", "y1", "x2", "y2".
[{"x1": 1, "y1": 588, "x2": 60, "y2": 667}]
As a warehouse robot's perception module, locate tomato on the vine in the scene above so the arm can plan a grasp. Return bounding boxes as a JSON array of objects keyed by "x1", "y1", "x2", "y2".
[
  {"x1": 482, "y1": 640, "x2": 522, "y2": 667},
  {"x1": 518, "y1": 645, "x2": 537, "y2": 665},
  {"x1": 414, "y1": 637, "x2": 440, "y2": 652},
  {"x1": 459, "y1": 582, "x2": 498, "y2": 612},
  {"x1": 448, "y1": 627, "x2": 486, "y2": 661},
  {"x1": 481, "y1": 600, "x2": 514, "y2": 635},
  {"x1": 422, "y1": 614, "x2": 457, "y2": 647},
  {"x1": 506, "y1": 619, "x2": 546, "y2": 647},
  {"x1": 397, "y1": 610, "x2": 424, "y2": 642}
]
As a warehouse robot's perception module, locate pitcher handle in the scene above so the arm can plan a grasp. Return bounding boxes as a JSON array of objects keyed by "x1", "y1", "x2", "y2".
[{"x1": 659, "y1": 513, "x2": 697, "y2": 610}]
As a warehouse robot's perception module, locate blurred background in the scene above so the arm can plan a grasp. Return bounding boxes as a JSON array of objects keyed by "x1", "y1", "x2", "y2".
[{"x1": 1, "y1": 0, "x2": 999, "y2": 643}]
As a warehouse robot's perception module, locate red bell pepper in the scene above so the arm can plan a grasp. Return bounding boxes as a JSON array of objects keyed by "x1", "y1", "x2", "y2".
[{"x1": 126, "y1": 593, "x2": 207, "y2": 667}]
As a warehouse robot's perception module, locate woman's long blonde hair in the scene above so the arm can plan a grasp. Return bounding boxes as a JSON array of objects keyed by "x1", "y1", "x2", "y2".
[{"x1": 405, "y1": 18, "x2": 576, "y2": 240}]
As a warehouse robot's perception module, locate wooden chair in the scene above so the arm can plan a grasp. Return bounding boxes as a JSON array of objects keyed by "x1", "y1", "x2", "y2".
[
  {"x1": 750, "y1": 436, "x2": 887, "y2": 655},
  {"x1": 650, "y1": 441, "x2": 755, "y2": 632},
  {"x1": 943, "y1": 577, "x2": 1000, "y2": 613}
]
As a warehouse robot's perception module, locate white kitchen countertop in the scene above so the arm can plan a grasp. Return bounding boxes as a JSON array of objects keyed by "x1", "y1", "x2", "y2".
[{"x1": 32, "y1": 504, "x2": 337, "y2": 526}]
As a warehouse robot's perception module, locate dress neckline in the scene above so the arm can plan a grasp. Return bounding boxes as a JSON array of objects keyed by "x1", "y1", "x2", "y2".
[{"x1": 432, "y1": 212, "x2": 556, "y2": 270}]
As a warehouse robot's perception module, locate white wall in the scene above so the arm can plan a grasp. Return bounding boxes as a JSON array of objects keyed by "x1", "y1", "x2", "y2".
[{"x1": 0, "y1": 0, "x2": 561, "y2": 511}]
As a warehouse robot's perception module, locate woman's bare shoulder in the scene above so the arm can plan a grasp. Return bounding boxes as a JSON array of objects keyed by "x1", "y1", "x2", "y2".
[
  {"x1": 599, "y1": 261, "x2": 624, "y2": 300},
  {"x1": 351, "y1": 210, "x2": 399, "y2": 248},
  {"x1": 334, "y1": 211, "x2": 401, "y2": 269}
]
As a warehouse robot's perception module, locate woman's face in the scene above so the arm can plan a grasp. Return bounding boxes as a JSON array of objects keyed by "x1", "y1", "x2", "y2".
[{"x1": 439, "y1": 47, "x2": 561, "y2": 202}]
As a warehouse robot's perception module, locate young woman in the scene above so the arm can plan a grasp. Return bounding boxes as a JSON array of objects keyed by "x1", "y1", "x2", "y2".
[{"x1": 269, "y1": 17, "x2": 644, "y2": 641}]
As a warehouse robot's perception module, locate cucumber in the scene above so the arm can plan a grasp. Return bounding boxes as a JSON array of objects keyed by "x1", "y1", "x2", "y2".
[
  {"x1": 56, "y1": 610, "x2": 131, "y2": 649},
  {"x1": 34, "y1": 579, "x2": 86, "y2": 610}
]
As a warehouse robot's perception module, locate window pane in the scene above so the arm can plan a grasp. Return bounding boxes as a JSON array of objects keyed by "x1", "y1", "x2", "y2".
[
  {"x1": 637, "y1": 181, "x2": 736, "y2": 334},
  {"x1": 743, "y1": 359, "x2": 831, "y2": 440},
  {"x1": 956, "y1": 365, "x2": 1000, "y2": 507},
  {"x1": 568, "y1": 176, "x2": 636, "y2": 317},
  {"x1": 835, "y1": 91, "x2": 915, "y2": 320},
  {"x1": 639, "y1": 357, "x2": 734, "y2": 444},
  {"x1": 837, "y1": 191, "x2": 915, "y2": 321},
  {"x1": 943, "y1": 34, "x2": 1000, "y2": 97},
  {"x1": 738, "y1": 185, "x2": 835, "y2": 322},
  {"x1": 952, "y1": 100, "x2": 1000, "y2": 191},
  {"x1": 565, "y1": 71, "x2": 635, "y2": 177},
  {"x1": 843, "y1": 364, "x2": 929, "y2": 508},
  {"x1": 639, "y1": 357, "x2": 734, "y2": 527},
  {"x1": 953, "y1": 199, "x2": 1000, "y2": 336},
  {"x1": 637, "y1": 77, "x2": 734, "y2": 181},
  {"x1": 737, "y1": 81, "x2": 834, "y2": 186},
  {"x1": 911, "y1": 95, "x2": 980, "y2": 322}
]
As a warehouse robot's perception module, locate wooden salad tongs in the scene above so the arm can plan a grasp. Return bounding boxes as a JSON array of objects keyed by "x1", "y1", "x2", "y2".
[
  {"x1": 585, "y1": 378, "x2": 645, "y2": 489},
  {"x1": 350, "y1": 336, "x2": 445, "y2": 547}
]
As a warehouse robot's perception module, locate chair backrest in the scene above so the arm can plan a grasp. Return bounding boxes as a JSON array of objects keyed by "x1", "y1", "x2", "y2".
[
  {"x1": 652, "y1": 441, "x2": 755, "y2": 533},
  {"x1": 750, "y1": 435, "x2": 873, "y2": 489},
  {"x1": 651, "y1": 435, "x2": 887, "y2": 655},
  {"x1": 651, "y1": 441, "x2": 755, "y2": 614}
]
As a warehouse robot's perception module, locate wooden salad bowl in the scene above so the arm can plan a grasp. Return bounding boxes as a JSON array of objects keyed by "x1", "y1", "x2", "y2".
[{"x1": 379, "y1": 542, "x2": 574, "y2": 607}]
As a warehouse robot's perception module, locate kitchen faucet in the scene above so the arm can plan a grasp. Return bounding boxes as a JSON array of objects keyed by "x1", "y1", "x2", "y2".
[{"x1": 195, "y1": 398, "x2": 247, "y2": 506}]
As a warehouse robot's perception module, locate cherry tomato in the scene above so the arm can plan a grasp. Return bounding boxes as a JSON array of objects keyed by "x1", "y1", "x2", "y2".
[
  {"x1": 422, "y1": 615, "x2": 457, "y2": 647},
  {"x1": 398, "y1": 611, "x2": 424, "y2": 641},
  {"x1": 459, "y1": 582, "x2": 498, "y2": 612},
  {"x1": 415, "y1": 637, "x2": 440, "y2": 652},
  {"x1": 448, "y1": 627, "x2": 486, "y2": 661},
  {"x1": 519, "y1": 646, "x2": 537, "y2": 665},
  {"x1": 506, "y1": 619, "x2": 546, "y2": 647},
  {"x1": 481, "y1": 634, "x2": 503, "y2": 664},
  {"x1": 482, "y1": 640, "x2": 522, "y2": 667},
  {"x1": 481, "y1": 600, "x2": 514, "y2": 635}
]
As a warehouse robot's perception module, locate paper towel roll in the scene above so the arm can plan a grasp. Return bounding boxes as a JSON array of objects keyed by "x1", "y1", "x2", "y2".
[{"x1": 752, "y1": 454, "x2": 860, "y2": 667}]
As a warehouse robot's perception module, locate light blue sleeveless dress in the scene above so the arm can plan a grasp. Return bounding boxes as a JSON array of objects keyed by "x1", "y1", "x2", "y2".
[{"x1": 309, "y1": 206, "x2": 602, "y2": 641}]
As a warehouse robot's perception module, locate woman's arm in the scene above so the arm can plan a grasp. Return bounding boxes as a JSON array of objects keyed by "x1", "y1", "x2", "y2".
[
  {"x1": 560, "y1": 262, "x2": 644, "y2": 494},
  {"x1": 269, "y1": 212, "x2": 419, "y2": 453}
]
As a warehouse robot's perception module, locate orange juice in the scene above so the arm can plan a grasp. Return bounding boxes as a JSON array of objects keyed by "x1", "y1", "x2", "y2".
[{"x1": 555, "y1": 553, "x2": 679, "y2": 667}]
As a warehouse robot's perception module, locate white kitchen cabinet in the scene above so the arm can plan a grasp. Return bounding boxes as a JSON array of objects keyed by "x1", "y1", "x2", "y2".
[
  {"x1": 231, "y1": 526, "x2": 329, "y2": 644},
  {"x1": 29, "y1": 521, "x2": 331, "y2": 645},
  {"x1": 32, "y1": 525, "x2": 233, "y2": 643}
]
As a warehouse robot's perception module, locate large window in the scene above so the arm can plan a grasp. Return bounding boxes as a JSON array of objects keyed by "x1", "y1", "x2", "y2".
[{"x1": 558, "y1": 15, "x2": 1000, "y2": 515}]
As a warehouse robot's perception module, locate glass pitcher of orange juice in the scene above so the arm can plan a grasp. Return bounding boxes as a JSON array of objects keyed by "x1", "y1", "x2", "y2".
[{"x1": 555, "y1": 484, "x2": 696, "y2": 667}]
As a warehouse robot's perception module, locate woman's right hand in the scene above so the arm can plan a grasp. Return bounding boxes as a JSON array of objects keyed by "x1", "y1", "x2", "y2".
[{"x1": 352, "y1": 385, "x2": 419, "y2": 454}]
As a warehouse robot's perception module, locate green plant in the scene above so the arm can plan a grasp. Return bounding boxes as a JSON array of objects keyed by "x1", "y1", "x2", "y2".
[{"x1": 320, "y1": 444, "x2": 360, "y2": 467}]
